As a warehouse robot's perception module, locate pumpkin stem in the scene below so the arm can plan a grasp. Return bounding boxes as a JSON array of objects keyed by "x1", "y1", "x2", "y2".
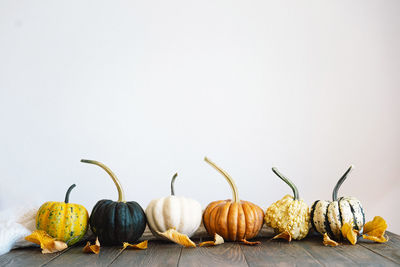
[
  {"x1": 64, "y1": 184, "x2": 76, "y2": 203},
  {"x1": 81, "y1": 159, "x2": 126, "y2": 202},
  {"x1": 271, "y1": 167, "x2": 299, "y2": 200},
  {"x1": 332, "y1": 165, "x2": 353, "y2": 201},
  {"x1": 171, "y1": 173, "x2": 178, "y2": 196},
  {"x1": 204, "y1": 157, "x2": 239, "y2": 203}
]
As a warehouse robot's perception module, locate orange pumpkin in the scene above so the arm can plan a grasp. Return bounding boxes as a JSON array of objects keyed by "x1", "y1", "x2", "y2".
[{"x1": 202, "y1": 157, "x2": 264, "y2": 241}]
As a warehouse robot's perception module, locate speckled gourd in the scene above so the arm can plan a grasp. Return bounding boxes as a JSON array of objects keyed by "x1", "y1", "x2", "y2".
[
  {"x1": 36, "y1": 184, "x2": 89, "y2": 245},
  {"x1": 264, "y1": 168, "x2": 310, "y2": 240}
]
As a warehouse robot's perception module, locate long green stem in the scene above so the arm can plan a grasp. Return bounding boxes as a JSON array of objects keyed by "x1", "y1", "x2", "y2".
[
  {"x1": 205, "y1": 157, "x2": 239, "y2": 203},
  {"x1": 332, "y1": 165, "x2": 353, "y2": 201},
  {"x1": 81, "y1": 159, "x2": 125, "y2": 202},
  {"x1": 171, "y1": 173, "x2": 178, "y2": 196},
  {"x1": 64, "y1": 184, "x2": 76, "y2": 203},
  {"x1": 271, "y1": 167, "x2": 299, "y2": 200}
]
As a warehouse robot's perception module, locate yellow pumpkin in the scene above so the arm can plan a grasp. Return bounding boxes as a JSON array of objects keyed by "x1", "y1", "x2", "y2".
[{"x1": 36, "y1": 184, "x2": 89, "y2": 245}]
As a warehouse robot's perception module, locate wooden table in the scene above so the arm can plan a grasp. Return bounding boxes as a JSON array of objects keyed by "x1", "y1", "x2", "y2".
[{"x1": 1, "y1": 227, "x2": 399, "y2": 266}]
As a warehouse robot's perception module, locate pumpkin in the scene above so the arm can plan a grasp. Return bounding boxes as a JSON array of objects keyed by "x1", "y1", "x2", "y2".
[
  {"x1": 36, "y1": 184, "x2": 89, "y2": 246},
  {"x1": 264, "y1": 168, "x2": 310, "y2": 240},
  {"x1": 145, "y1": 173, "x2": 202, "y2": 238},
  {"x1": 202, "y1": 157, "x2": 264, "y2": 241},
  {"x1": 310, "y1": 165, "x2": 365, "y2": 239},
  {"x1": 81, "y1": 159, "x2": 147, "y2": 245}
]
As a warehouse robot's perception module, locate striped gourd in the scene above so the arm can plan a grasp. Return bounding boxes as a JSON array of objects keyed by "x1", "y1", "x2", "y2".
[{"x1": 310, "y1": 165, "x2": 365, "y2": 239}]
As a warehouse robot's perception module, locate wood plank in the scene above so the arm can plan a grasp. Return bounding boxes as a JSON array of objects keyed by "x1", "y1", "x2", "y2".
[
  {"x1": 294, "y1": 236, "x2": 357, "y2": 266},
  {"x1": 240, "y1": 238, "x2": 321, "y2": 267},
  {"x1": 0, "y1": 247, "x2": 70, "y2": 267},
  {"x1": 335, "y1": 243, "x2": 398, "y2": 267},
  {"x1": 110, "y1": 241, "x2": 182, "y2": 267},
  {"x1": 43, "y1": 245, "x2": 121, "y2": 267},
  {"x1": 358, "y1": 232, "x2": 400, "y2": 265},
  {"x1": 178, "y1": 242, "x2": 248, "y2": 267}
]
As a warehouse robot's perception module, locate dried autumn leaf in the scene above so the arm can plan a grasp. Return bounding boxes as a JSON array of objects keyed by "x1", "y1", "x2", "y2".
[
  {"x1": 323, "y1": 233, "x2": 340, "y2": 247},
  {"x1": 83, "y1": 238, "x2": 100, "y2": 254},
  {"x1": 122, "y1": 240, "x2": 148, "y2": 250},
  {"x1": 362, "y1": 216, "x2": 388, "y2": 243},
  {"x1": 272, "y1": 230, "x2": 292, "y2": 242},
  {"x1": 199, "y1": 233, "x2": 224, "y2": 247},
  {"x1": 25, "y1": 230, "x2": 68, "y2": 254},
  {"x1": 157, "y1": 229, "x2": 196, "y2": 248},
  {"x1": 341, "y1": 223, "x2": 358, "y2": 245},
  {"x1": 240, "y1": 239, "x2": 261, "y2": 246}
]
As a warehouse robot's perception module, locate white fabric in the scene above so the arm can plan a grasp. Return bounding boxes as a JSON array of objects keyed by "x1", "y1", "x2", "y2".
[{"x1": 0, "y1": 206, "x2": 39, "y2": 256}]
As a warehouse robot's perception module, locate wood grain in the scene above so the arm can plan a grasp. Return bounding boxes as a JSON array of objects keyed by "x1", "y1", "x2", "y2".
[
  {"x1": 293, "y1": 236, "x2": 357, "y2": 266},
  {"x1": 178, "y1": 242, "x2": 248, "y2": 267},
  {"x1": 109, "y1": 240, "x2": 182, "y2": 267},
  {"x1": 0, "y1": 247, "x2": 70, "y2": 267},
  {"x1": 241, "y1": 238, "x2": 321, "y2": 267},
  {"x1": 44, "y1": 245, "x2": 122, "y2": 267},
  {"x1": 358, "y1": 232, "x2": 400, "y2": 265}
]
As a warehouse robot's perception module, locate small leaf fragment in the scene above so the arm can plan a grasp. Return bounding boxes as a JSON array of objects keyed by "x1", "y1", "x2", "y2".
[
  {"x1": 25, "y1": 230, "x2": 68, "y2": 254},
  {"x1": 122, "y1": 240, "x2": 148, "y2": 250},
  {"x1": 362, "y1": 216, "x2": 388, "y2": 243},
  {"x1": 341, "y1": 223, "x2": 358, "y2": 245},
  {"x1": 83, "y1": 238, "x2": 100, "y2": 254},
  {"x1": 240, "y1": 239, "x2": 261, "y2": 246},
  {"x1": 157, "y1": 229, "x2": 196, "y2": 247},
  {"x1": 323, "y1": 233, "x2": 340, "y2": 247},
  {"x1": 272, "y1": 230, "x2": 292, "y2": 242},
  {"x1": 199, "y1": 233, "x2": 224, "y2": 247}
]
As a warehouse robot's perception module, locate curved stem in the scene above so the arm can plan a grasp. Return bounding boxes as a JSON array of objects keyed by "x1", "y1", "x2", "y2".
[
  {"x1": 81, "y1": 159, "x2": 125, "y2": 202},
  {"x1": 64, "y1": 184, "x2": 76, "y2": 203},
  {"x1": 271, "y1": 167, "x2": 299, "y2": 200},
  {"x1": 332, "y1": 165, "x2": 353, "y2": 201},
  {"x1": 171, "y1": 173, "x2": 178, "y2": 196},
  {"x1": 204, "y1": 157, "x2": 239, "y2": 203}
]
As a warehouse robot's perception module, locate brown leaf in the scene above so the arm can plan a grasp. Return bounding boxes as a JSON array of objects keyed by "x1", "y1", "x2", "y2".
[
  {"x1": 240, "y1": 239, "x2": 261, "y2": 246},
  {"x1": 25, "y1": 230, "x2": 68, "y2": 254},
  {"x1": 272, "y1": 230, "x2": 292, "y2": 242},
  {"x1": 122, "y1": 240, "x2": 148, "y2": 250},
  {"x1": 341, "y1": 223, "x2": 358, "y2": 245},
  {"x1": 362, "y1": 216, "x2": 388, "y2": 243},
  {"x1": 323, "y1": 233, "x2": 340, "y2": 247},
  {"x1": 199, "y1": 233, "x2": 224, "y2": 247},
  {"x1": 157, "y1": 229, "x2": 196, "y2": 248},
  {"x1": 83, "y1": 238, "x2": 100, "y2": 254}
]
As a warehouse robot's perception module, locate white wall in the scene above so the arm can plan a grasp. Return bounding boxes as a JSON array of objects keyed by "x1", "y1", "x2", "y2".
[{"x1": 1, "y1": 1, "x2": 399, "y2": 233}]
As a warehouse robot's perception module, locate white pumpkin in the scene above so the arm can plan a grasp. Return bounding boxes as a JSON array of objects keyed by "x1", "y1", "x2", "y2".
[{"x1": 145, "y1": 173, "x2": 202, "y2": 238}]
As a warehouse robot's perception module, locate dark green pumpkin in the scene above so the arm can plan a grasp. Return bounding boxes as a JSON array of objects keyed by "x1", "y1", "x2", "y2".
[{"x1": 82, "y1": 159, "x2": 146, "y2": 245}]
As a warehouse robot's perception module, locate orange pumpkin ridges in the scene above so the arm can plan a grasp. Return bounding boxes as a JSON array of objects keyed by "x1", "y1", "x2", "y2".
[{"x1": 202, "y1": 157, "x2": 264, "y2": 241}]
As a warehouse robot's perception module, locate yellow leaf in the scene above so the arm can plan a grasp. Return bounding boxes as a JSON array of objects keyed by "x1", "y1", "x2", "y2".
[
  {"x1": 199, "y1": 233, "x2": 224, "y2": 247},
  {"x1": 323, "y1": 233, "x2": 340, "y2": 247},
  {"x1": 341, "y1": 223, "x2": 358, "y2": 245},
  {"x1": 157, "y1": 229, "x2": 196, "y2": 248},
  {"x1": 122, "y1": 240, "x2": 148, "y2": 250},
  {"x1": 83, "y1": 238, "x2": 100, "y2": 254},
  {"x1": 240, "y1": 239, "x2": 261, "y2": 246},
  {"x1": 25, "y1": 230, "x2": 68, "y2": 254},
  {"x1": 272, "y1": 230, "x2": 292, "y2": 242},
  {"x1": 362, "y1": 216, "x2": 388, "y2": 243}
]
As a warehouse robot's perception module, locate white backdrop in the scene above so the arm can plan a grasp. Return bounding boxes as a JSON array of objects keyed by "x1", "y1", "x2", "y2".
[{"x1": 1, "y1": 0, "x2": 399, "y2": 233}]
